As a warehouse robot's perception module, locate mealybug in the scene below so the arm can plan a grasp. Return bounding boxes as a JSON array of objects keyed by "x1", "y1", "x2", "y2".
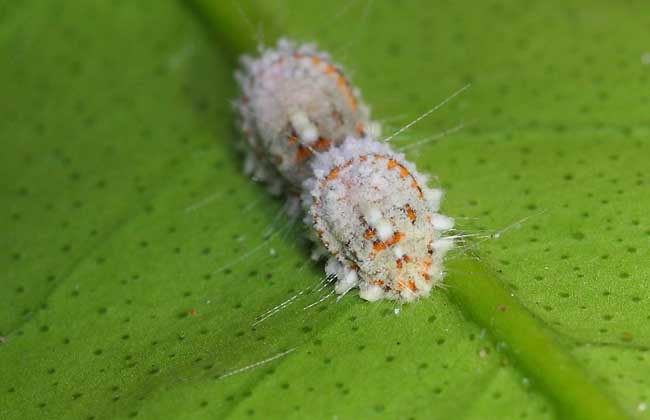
[
  {"x1": 304, "y1": 136, "x2": 454, "y2": 301},
  {"x1": 236, "y1": 39, "x2": 454, "y2": 302},
  {"x1": 236, "y1": 39, "x2": 379, "y2": 194}
]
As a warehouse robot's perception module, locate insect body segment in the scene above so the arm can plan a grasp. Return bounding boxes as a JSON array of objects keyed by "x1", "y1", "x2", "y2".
[
  {"x1": 304, "y1": 137, "x2": 454, "y2": 302},
  {"x1": 236, "y1": 39, "x2": 378, "y2": 191},
  {"x1": 236, "y1": 40, "x2": 453, "y2": 302}
]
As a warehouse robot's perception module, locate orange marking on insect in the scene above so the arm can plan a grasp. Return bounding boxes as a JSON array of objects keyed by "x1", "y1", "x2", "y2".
[
  {"x1": 296, "y1": 53, "x2": 356, "y2": 110},
  {"x1": 364, "y1": 228, "x2": 375, "y2": 240},
  {"x1": 313, "y1": 137, "x2": 332, "y2": 151},
  {"x1": 295, "y1": 146, "x2": 312, "y2": 162},
  {"x1": 334, "y1": 75, "x2": 357, "y2": 111},
  {"x1": 420, "y1": 258, "x2": 433, "y2": 280},
  {"x1": 373, "y1": 154, "x2": 424, "y2": 199},
  {"x1": 323, "y1": 63, "x2": 337, "y2": 75},
  {"x1": 287, "y1": 135, "x2": 298, "y2": 144},
  {"x1": 359, "y1": 155, "x2": 367, "y2": 161},
  {"x1": 325, "y1": 166, "x2": 340, "y2": 181},
  {"x1": 343, "y1": 90, "x2": 357, "y2": 111},
  {"x1": 321, "y1": 160, "x2": 353, "y2": 187},
  {"x1": 385, "y1": 231, "x2": 403, "y2": 246},
  {"x1": 403, "y1": 255, "x2": 411, "y2": 263},
  {"x1": 303, "y1": 59, "x2": 355, "y2": 109},
  {"x1": 412, "y1": 182, "x2": 423, "y2": 198},
  {"x1": 373, "y1": 241, "x2": 387, "y2": 252},
  {"x1": 407, "y1": 280, "x2": 417, "y2": 292},
  {"x1": 355, "y1": 121, "x2": 365, "y2": 135},
  {"x1": 421, "y1": 272, "x2": 431, "y2": 282},
  {"x1": 396, "y1": 280, "x2": 405, "y2": 291},
  {"x1": 405, "y1": 206, "x2": 416, "y2": 223},
  {"x1": 396, "y1": 259, "x2": 403, "y2": 269},
  {"x1": 373, "y1": 279, "x2": 384, "y2": 287}
]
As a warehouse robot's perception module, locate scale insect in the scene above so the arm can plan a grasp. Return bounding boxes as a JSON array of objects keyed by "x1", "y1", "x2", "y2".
[
  {"x1": 235, "y1": 39, "x2": 456, "y2": 302},
  {"x1": 236, "y1": 39, "x2": 380, "y2": 193}
]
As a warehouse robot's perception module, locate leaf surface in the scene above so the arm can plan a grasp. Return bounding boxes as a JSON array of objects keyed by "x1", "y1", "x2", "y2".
[{"x1": 1, "y1": 1, "x2": 649, "y2": 419}]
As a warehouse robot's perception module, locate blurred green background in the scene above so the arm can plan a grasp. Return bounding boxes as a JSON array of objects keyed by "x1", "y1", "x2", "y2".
[{"x1": 1, "y1": 1, "x2": 649, "y2": 419}]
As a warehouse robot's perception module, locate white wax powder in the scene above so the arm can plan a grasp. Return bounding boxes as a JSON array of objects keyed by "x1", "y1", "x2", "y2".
[{"x1": 235, "y1": 39, "x2": 454, "y2": 302}]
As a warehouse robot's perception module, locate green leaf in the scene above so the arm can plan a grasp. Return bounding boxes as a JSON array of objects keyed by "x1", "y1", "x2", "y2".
[{"x1": 1, "y1": 1, "x2": 648, "y2": 419}]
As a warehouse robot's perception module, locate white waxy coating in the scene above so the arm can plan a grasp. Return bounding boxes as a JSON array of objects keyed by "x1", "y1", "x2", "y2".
[
  {"x1": 235, "y1": 39, "x2": 375, "y2": 190},
  {"x1": 393, "y1": 246, "x2": 405, "y2": 259},
  {"x1": 364, "y1": 206, "x2": 383, "y2": 226},
  {"x1": 236, "y1": 41, "x2": 455, "y2": 303},
  {"x1": 375, "y1": 219, "x2": 394, "y2": 241},
  {"x1": 304, "y1": 136, "x2": 454, "y2": 302},
  {"x1": 289, "y1": 111, "x2": 319, "y2": 143},
  {"x1": 424, "y1": 188, "x2": 443, "y2": 211},
  {"x1": 431, "y1": 214, "x2": 455, "y2": 231}
]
